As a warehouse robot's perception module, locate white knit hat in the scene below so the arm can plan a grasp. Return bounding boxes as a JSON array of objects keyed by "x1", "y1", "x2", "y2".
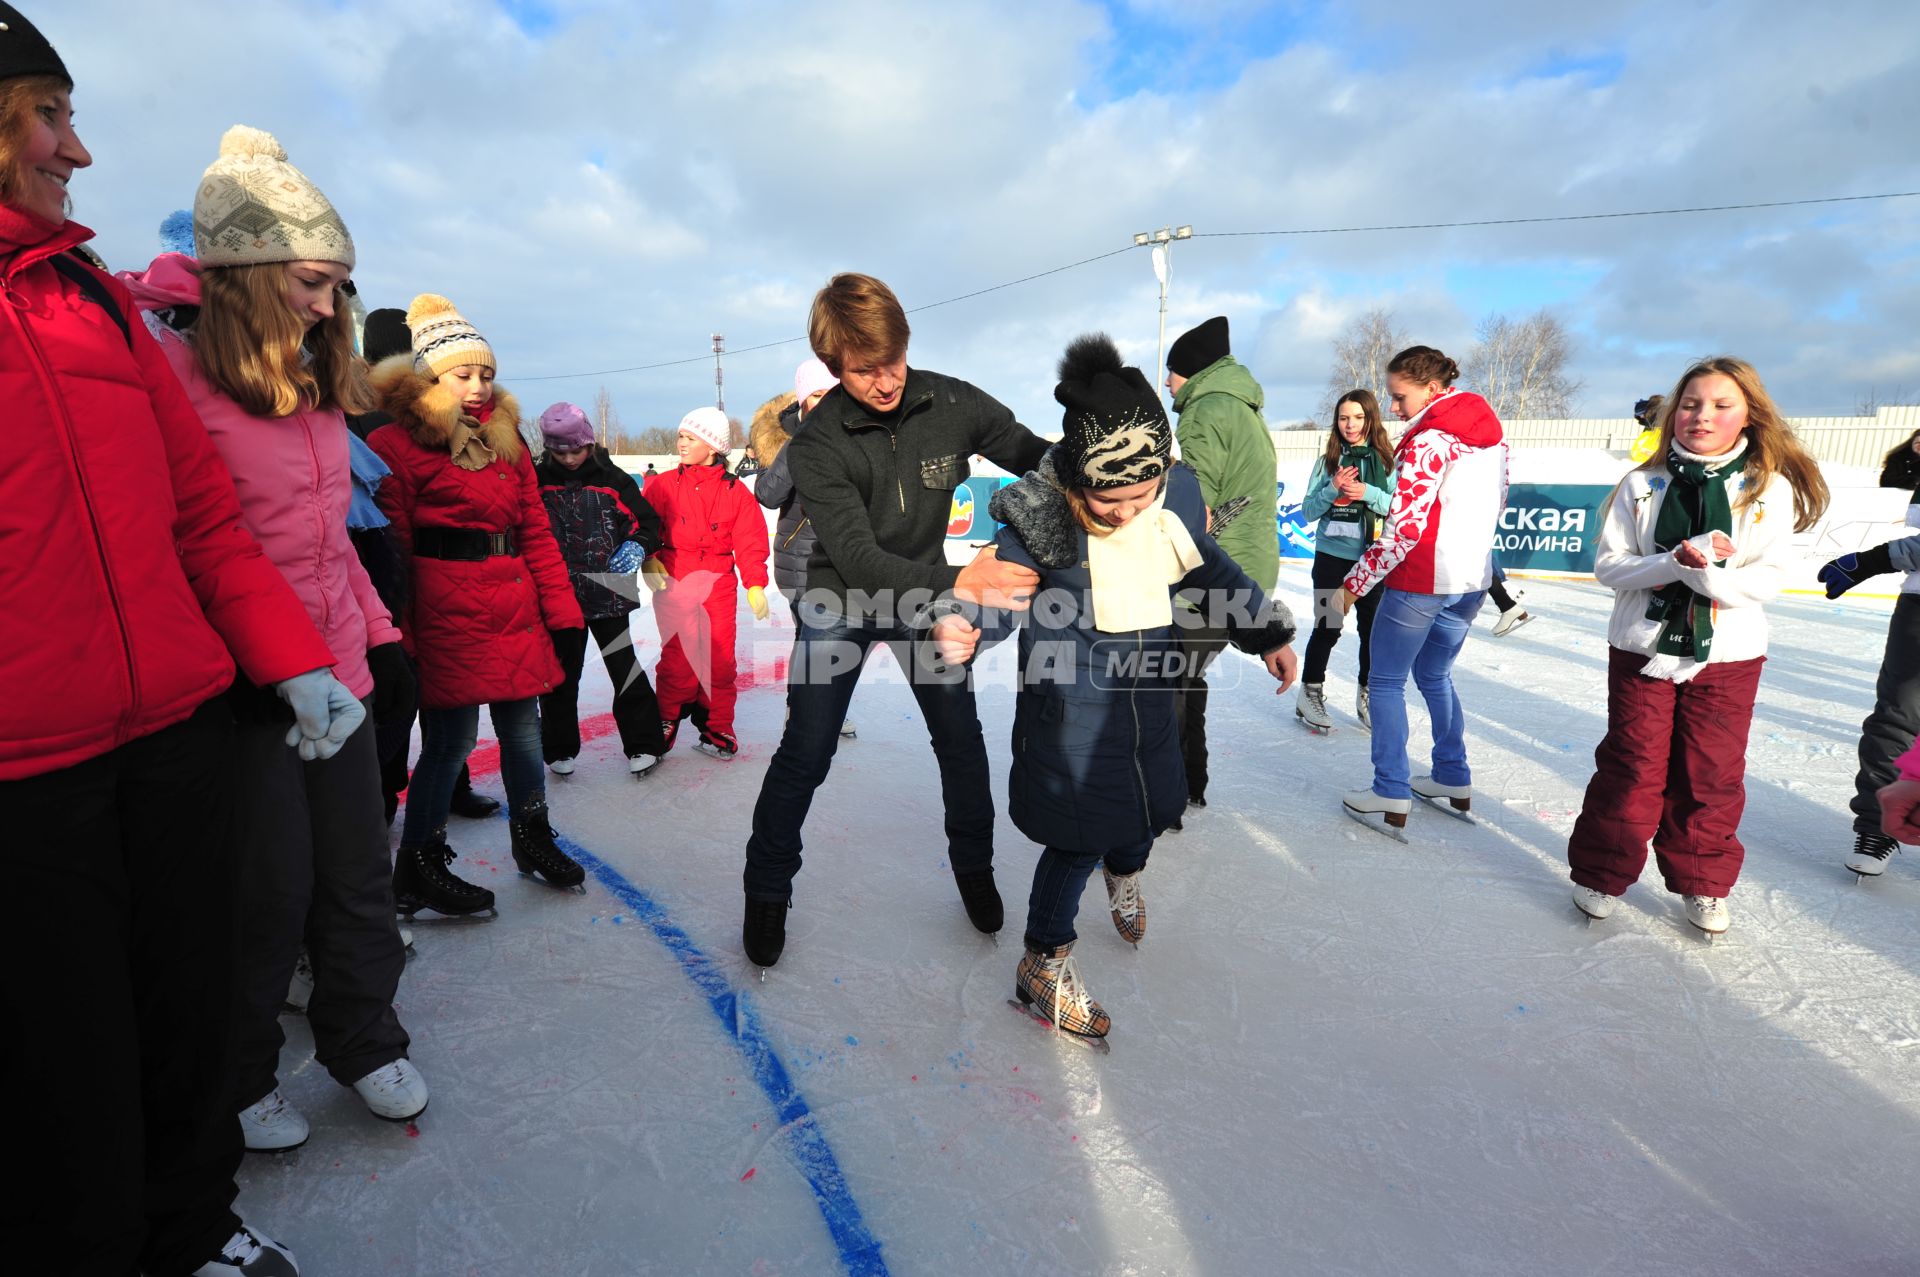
[
  {"x1": 194, "y1": 125, "x2": 354, "y2": 269},
  {"x1": 679, "y1": 406, "x2": 732, "y2": 454},
  {"x1": 406, "y1": 293, "x2": 495, "y2": 377}
]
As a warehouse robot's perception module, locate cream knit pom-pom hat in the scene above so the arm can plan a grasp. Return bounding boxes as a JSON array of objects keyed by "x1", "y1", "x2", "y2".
[
  {"x1": 407, "y1": 294, "x2": 496, "y2": 378},
  {"x1": 193, "y1": 125, "x2": 354, "y2": 269}
]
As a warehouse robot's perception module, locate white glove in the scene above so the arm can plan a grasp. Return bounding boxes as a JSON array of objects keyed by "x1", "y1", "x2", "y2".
[{"x1": 275, "y1": 668, "x2": 366, "y2": 761}]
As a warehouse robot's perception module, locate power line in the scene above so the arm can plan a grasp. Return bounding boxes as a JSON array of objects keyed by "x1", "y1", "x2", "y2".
[
  {"x1": 519, "y1": 190, "x2": 1920, "y2": 383},
  {"x1": 1197, "y1": 190, "x2": 1920, "y2": 239}
]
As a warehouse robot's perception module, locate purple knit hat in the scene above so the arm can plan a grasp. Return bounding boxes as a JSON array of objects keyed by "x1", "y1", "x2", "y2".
[{"x1": 538, "y1": 402, "x2": 594, "y2": 449}]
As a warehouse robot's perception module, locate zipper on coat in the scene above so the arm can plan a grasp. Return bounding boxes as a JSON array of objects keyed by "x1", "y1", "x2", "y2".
[
  {"x1": 1128, "y1": 631, "x2": 1153, "y2": 833},
  {"x1": 890, "y1": 432, "x2": 905, "y2": 515},
  {"x1": 779, "y1": 515, "x2": 810, "y2": 551},
  {"x1": 9, "y1": 282, "x2": 142, "y2": 734}
]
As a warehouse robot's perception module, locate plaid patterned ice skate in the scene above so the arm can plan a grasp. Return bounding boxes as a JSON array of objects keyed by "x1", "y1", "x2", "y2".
[
  {"x1": 1102, "y1": 866, "x2": 1145, "y2": 946},
  {"x1": 1015, "y1": 942, "x2": 1110, "y2": 1038}
]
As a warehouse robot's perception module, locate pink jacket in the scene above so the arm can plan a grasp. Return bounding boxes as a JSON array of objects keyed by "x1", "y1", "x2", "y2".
[{"x1": 123, "y1": 256, "x2": 398, "y2": 699}]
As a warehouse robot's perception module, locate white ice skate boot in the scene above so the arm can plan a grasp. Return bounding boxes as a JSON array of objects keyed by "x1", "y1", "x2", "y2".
[
  {"x1": 629, "y1": 752, "x2": 661, "y2": 778},
  {"x1": 1492, "y1": 597, "x2": 1533, "y2": 636},
  {"x1": 1355, "y1": 685, "x2": 1371, "y2": 730},
  {"x1": 1572, "y1": 885, "x2": 1617, "y2": 920},
  {"x1": 239, "y1": 1087, "x2": 309, "y2": 1152},
  {"x1": 1342, "y1": 788, "x2": 1411, "y2": 841},
  {"x1": 352, "y1": 1058, "x2": 429, "y2": 1122},
  {"x1": 839, "y1": 718, "x2": 857, "y2": 739},
  {"x1": 1847, "y1": 831, "x2": 1897, "y2": 877},
  {"x1": 1683, "y1": 894, "x2": 1731, "y2": 936},
  {"x1": 282, "y1": 948, "x2": 313, "y2": 1014},
  {"x1": 548, "y1": 756, "x2": 576, "y2": 776},
  {"x1": 1411, "y1": 774, "x2": 1472, "y2": 819},
  {"x1": 1296, "y1": 683, "x2": 1333, "y2": 733},
  {"x1": 192, "y1": 1221, "x2": 299, "y2": 1276}
]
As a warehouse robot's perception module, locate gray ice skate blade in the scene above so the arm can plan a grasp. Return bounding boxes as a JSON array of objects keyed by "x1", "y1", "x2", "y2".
[
  {"x1": 1342, "y1": 803, "x2": 1409, "y2": 844},
  {"x1": 1415, "y1": 792, "x2": 1476, "y2": 824}
]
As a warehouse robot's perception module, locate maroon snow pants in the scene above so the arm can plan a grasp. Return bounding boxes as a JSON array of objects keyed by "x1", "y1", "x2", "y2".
[{"x1": 1567, "y1": 647, "x2": 1765, "y2": 898}]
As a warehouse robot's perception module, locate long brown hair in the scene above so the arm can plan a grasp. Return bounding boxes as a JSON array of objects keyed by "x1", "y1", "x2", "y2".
[
  {"x1": 1324, "y1": 388, "x2": 1394, "y2": 472},
  {"x1": 1642, "y1": 356, "x2": 1830, "y2": 532},
  {"x1": 194, "y1": 263, "x2": 368, "y2": 417},
  {"x1": 0, "y1": 75, "x2": 70, "y2": 213}
]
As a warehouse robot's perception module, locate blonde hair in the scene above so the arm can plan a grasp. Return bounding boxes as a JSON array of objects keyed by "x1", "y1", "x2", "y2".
[
  {"x1": 808, "y1": 273, "x2": 911, "y2": 375},
  {"x1": 1641, "y1": 356, "x2": 1830, "y2": 533},
  {"x1": 0, "y1": 75, "x2": 71, "y2": 212},
  {"x1": 194, "y1": 263, "x2": 368, "y2": 417}
]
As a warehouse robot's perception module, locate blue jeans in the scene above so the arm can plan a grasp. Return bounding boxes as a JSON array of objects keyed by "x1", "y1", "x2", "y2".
[
  {"x1": 1024, "y1": 841, "x2": 1151, "y2": 951},
  {"x1": 743, "y1": 610, "x2": 993, "y2": 902},
  {"x1": 400, "y1": 698, "x2": 544, "y2": 846},
  {"x1": 1365, "y1": 588, "x2": 1485, "y2": 799}
]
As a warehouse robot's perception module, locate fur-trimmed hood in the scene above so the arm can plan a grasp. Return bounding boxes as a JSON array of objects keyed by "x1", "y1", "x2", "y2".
[
  {"x1": 369, "y1": 353, "x2": 525, "y2": 465},
  {"x1": 749, "y1": 391, "x2": 798, "y2": 465}
]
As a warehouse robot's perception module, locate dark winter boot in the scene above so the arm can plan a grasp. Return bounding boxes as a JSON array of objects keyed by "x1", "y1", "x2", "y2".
[
  {"x1": 509, "y1": 802, "x2": 586, "y2": 889},
  {"x1": 393, "y1": 837, "x2": 496, "y2": 917},
  {"x1": 449, "y1": 766, "x2": 501, "y2": 818},
  {"x1": 954, "y1": 868, "x2": 1003, "y2": 934},
  {"x1": 743, "y1": 896, "x2": 789, "y2": 968}
]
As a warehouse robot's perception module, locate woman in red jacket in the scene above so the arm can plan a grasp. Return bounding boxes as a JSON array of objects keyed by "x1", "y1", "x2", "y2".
[
  {"x1": 368, "y1": 295, "x2": 587, "y2": 910},
  {"x1": 129, "y1": 125, "x2": 426, "y2": 1156},
  {"x1": 0, "y1": 9, "x2": 353, "y2": 1274},
  {"x1": 644, "y1": 406, "x2": 772, "y2": 759}
]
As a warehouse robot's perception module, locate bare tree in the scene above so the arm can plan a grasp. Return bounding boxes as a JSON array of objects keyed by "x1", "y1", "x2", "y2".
[
  {"x1": 592, "y1": 385, "x2": 620, "y2": 447},
  {"x1": 628, "y1": 425, "x2": 678, "y2": 453},
  {"x1": 1324, "y1": 308, "x2": 1407, "y2": 420},
  {"x1": 1463, "y1": 309, "x2": 1583, "y2": 420},
  {"x1": 1857, "y1": 385, "x2": 1916, "y2": 417}
]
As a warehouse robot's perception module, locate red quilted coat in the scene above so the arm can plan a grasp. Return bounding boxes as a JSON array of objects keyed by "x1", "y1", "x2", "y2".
[
  {"x1": 0, "y1": 207, "x2": 335, "y2": 780},
  {"x1": 366, "y1": 359, "x2": 583, "y2": 709}
]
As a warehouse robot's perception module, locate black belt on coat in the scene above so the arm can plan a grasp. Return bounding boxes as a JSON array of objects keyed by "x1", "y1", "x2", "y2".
[{"x1": 414, "y1": 527, "x2": 518, "y2": 561}]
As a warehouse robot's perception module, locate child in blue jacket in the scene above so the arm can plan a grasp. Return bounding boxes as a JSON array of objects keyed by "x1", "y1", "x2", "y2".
[{"x1": 933, "y1": 335, "x2": 1297, "y2": 1039}]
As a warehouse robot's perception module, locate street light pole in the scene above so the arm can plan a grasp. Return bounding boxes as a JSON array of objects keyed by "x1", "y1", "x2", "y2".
[
  {"x1": 1130, "y1": 225, "x2": 1192, "y2": 393},
  {"x1": 711, "y1": 333, "x2": 726, "y2": 415}
]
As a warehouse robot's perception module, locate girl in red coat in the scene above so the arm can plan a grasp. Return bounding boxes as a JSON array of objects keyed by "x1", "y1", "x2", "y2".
[
  {"x1": 368, "y1": 295, "x2": 587, "y2": 910},
  {"x1": 645, "y1": 406, "x2": 772, "y2": 759}
]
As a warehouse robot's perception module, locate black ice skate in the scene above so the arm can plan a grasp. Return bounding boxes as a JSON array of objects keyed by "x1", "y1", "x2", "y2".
[
  {"x1": 393, "y1": 837, "x2": 497, "y2": 918},
  {"x1": 694, "y1": 726, "x2": 738, "y2": 760},
  {"x1": 743, "y1": 896, "x2": 789, "y2": 972},
  {"x1": 509, "y1": 802, "x2": 586, "y2": 890},
  {"x1": 954, "y1": 868, "x2": 1004, "y2": 935}
]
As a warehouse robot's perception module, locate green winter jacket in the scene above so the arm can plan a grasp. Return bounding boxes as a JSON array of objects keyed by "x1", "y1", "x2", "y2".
[{"x1": 1172, "y1": 356, "x2": 1278, "y2": 592}]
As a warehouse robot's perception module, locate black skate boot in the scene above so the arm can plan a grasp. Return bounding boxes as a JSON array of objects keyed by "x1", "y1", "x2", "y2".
[
  {"x1": 660, "y1": 717, "x2": 681, "y2": 753},
  {"x1": 743, "y1": 896, "x2": 789, "y2": 968},
  {"x1": 449, "y1": 764, "x2": 500, "y2": 818},
  {"x1": 509, "y1": 802, "x2": 586, "y2": 889},
  {"x1": 694, "y1": 726, "x2": 738, "y2": 760},
  {"x1": 393, "y1": 836, "x2": 496, "y2": 917},
  {"x1": 954, "y1": 868, "x2": 1003, "y2": 934}
]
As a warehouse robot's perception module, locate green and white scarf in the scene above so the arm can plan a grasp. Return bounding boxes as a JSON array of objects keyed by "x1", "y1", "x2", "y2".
[
  {"x1": 1644, "y1": 442, "x2": 1749, "y2": 666},
  {"x1": 1323, "y1": 443, "x2": 1389, "y2": 541}
]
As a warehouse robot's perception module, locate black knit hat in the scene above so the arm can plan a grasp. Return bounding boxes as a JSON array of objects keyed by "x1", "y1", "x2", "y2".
[
  {"x1": 0, "y1": 5, "x2": 70, "y2": 87},
  {"x1": 362, "y1": 307, "x2": 411, "y2": 364},
  {"x1": 1166, "y1": 315, "x2": 1229, "y2": 379},
  {"x1": 1055, "y1": 333, "x2": 1172, "y2": 489}
]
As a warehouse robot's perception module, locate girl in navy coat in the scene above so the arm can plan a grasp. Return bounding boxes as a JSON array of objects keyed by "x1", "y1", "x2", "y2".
[{"x1": 934, "y1": 336, "x2": 1297, "y2": 1039}]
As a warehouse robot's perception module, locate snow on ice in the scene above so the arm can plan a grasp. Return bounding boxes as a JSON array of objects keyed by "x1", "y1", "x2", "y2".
[{"x1": 238, "y1": 571, "x2": 1920, "y2": 1276}]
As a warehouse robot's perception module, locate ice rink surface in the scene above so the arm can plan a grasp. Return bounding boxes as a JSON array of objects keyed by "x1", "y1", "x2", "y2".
[{"x1": 239, "y1": 572, "x2": 1920, "y2": 1276}]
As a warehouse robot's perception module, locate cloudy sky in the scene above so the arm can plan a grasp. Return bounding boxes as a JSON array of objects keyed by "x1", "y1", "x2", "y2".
[{"x1": 46, "y1": 0, "x2": 1920, "y2": 432}]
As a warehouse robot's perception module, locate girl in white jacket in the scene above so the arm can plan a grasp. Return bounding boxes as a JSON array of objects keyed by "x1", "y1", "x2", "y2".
[{"x1": 1566, "y1": 357, "x2": 1829, "y2": 935}]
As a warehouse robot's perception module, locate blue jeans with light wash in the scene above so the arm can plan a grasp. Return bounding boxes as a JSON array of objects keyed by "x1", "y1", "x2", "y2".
[
  {"x1": 400, "y1": 698, "x2": 545, "y2": 847},
  {"x1": 1365, "y1": 588, "x2": 1486, "y2": 799}
]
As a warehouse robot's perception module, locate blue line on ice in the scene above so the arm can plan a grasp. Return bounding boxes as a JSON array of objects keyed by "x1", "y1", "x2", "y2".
[{"x1": 561, "y1": 835, "x2": 890, "y2": 1277}]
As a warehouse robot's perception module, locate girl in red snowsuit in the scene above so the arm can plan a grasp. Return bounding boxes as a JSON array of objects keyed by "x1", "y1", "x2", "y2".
[{"x1": 646, "y1": 406, "x2": 771, "y2": 758}]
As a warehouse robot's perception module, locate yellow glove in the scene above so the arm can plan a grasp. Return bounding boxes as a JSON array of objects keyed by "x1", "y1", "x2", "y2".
[
  {"x1": 642, "y1": 559, "x2": 670, "y2": 593},
  {"x1": 747, "y1": 585, "x2": 769, "y2": 620}
]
